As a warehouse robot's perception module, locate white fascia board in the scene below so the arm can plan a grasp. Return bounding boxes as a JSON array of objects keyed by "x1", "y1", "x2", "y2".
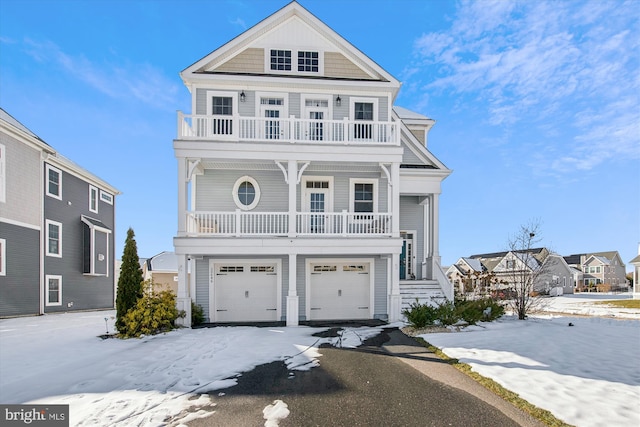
[
  {"x1": 0, "y1": 121, "x2": 55, "y2": 155},
  {"x1": 174, "y1": 237, "x2": 403, "y2": 255},
  {"x1": 399, "y1": 171, "x2": 450, "y2": 195},
  {"x1": 174, "y1": 141, "x2": 403, "y2": 163},
  {"x1": 45, "y1": 155, "x2": 121, "y2": 195}
]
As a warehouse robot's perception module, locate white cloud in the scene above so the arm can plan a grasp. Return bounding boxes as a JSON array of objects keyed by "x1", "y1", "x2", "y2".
[
  {"x1": 410, "y1": 0, "x2": 640, "y2": 174},
  {"x1": 21, "y1": 38, "x2": 179, "y2": 110}
]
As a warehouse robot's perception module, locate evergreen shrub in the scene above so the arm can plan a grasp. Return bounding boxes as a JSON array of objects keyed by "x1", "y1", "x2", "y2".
[{"x1": 120, "y1": 282, "x2": 179, "y2": 338}]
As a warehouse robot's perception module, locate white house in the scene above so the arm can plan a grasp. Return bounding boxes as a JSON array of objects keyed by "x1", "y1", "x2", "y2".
[{"x1": 172, "y1": 2, "x2": 451, "y2": 326}]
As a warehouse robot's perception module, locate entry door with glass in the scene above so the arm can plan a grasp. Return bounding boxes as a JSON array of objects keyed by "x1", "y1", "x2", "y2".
[
  {"x1": 260, "y1": 97, "x2": 285, "y2": 140},
  {"x1": 305, "y1": 181, "x2": 331, "y2": 234},
  {"x1": 304, "y1": 99, "x2": 329, "y2": 141}
]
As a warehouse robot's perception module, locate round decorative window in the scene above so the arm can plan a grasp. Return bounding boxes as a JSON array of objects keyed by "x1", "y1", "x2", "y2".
[{"x1": 232, "y1": 176, "x2": 260, "y2": 210}]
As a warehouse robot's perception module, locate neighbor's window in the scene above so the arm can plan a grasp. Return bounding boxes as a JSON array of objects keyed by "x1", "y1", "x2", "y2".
[
  {"x1": 270, "y1": 49, "x2": 291, "y2": 71},
  {"x1": 0, "y1": 144, "x2": 5, "y2": 203},
  {"x1": 0, "y1": 238, "x2": 6, "y2": 276},
  {"x1": 46, "y1": 275, "x2": 62, "y2": 306},
  {"x1": 46, "y1": 164, "x2": 62, "y2": 199},
  {"x1": 298, "y1": 51, "x2": 319, "y2": 72},
  {"x1": 46, "y1": 219, "x2": 62, "y2": 257},
  {"x1": 89, "y1": 185, "x2": 98, "y2": 213},
  {"x1": 232, "y1": 176, "x2": 260, "y2": 210},
  {"x1": 100, "y1": 190, "x2": 113, "y2": 205}
]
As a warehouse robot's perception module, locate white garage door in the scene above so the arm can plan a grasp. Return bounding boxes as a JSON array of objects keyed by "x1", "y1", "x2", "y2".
[
  {"x1": 213, "y1": 263, "x2": 278, "y2": 322},
  {"x1": 309, "y1": 262, "x2": 371, "y2": 320}
]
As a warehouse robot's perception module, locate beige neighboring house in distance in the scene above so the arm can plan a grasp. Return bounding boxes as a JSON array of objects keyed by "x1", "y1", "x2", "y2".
[{"x1": 143, "y1": 251, "x2": 190, "y2": 295}]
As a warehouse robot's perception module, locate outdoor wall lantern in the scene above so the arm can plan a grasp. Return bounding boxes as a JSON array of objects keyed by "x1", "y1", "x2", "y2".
[
  {"x1": 335, "y1": 95, "x2": 341, "y2": 106},
  {"x1": 240, "y1": 91, "x2": 246, "y2": 102}
]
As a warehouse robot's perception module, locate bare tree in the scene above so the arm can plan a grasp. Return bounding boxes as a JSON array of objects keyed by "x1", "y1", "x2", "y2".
[{"x1": 500, "y1": 221, "x2": 550, "y2": 320}]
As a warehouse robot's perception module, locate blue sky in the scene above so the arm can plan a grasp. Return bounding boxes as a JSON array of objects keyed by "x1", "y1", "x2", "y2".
[{"x1": 1, "y1": 0, "x2": 638, "y2": 270}]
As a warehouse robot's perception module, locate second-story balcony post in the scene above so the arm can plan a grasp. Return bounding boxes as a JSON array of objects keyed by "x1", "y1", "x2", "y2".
[
  {"x1": 287, "y1": 160, "x2": 297, "y2": 237},
  {"x1": 235, "y1": 209, "x2": 242, "y2": 237},
  {"x1": 341, "y1": 210, "x2": 348, "y2": 237}
]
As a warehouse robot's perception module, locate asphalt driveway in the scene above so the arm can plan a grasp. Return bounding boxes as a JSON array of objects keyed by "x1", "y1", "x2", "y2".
[{"x1": 187, "y1": 327, "x2": 544, "y2": 427}]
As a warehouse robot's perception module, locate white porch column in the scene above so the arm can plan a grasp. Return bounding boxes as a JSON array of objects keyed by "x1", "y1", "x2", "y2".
[
  {"x1": 391, "y1": 162, "x2": 400, "y2": 237},
  {"x1": 286, "y1": 253, "x2": 299, "y2": 326},
  {"x1": 431, "y1": 193, "x2": 440, "y2": 260},
  {"x1": 177, "y1": 158, "x2": 188, "y2": 235},
  {"x1": 288, "y1": 160, "x2": 297, "y2": 238},
  {"x1": 176, "y1": 254, "x2": 191, "y2": 327},
  {"x1": 389, "y1": 253, "x2": 402, "y2": 322}
]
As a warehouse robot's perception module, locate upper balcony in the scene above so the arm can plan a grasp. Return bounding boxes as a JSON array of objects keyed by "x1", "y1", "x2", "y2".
[{"x1": 177, "y1": 112, "x2": 400, "y2": 146}]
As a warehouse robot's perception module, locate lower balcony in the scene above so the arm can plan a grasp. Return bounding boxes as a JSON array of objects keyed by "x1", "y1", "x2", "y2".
[{"x1": 184, "y1": 211, "x2": 392, "y2": 237}]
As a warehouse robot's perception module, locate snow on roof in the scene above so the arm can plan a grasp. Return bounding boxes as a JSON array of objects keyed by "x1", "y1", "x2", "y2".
[
  {"x1": 147, "y1": 251, "x2": 179, "y2": 272},
  {"x1": 393, "y1": 105, "x2": 432, "y2": 121}
]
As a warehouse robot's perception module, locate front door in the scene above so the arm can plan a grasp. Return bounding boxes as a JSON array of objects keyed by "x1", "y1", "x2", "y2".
[
  {"x1": 400, "y1": 241, "x2": 407, "y2": 280},
  {"x1": 304, "y1": 98, "x2": 329, "y2": 141}
]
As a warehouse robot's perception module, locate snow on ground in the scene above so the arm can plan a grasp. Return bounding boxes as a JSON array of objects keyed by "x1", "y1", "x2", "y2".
[
  {"x1": 0, "y1": 312, "x2": 382, "y2": 426},
  {"x1": 0, "y1": 293, "x2": 638, "y2": 427},
  {"x1": 422, "y1": 293, "x2": 640, "y2": 427}
]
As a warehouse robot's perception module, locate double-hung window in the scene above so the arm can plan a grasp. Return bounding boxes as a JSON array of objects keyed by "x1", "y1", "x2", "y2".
[
  {"x1": 46, "y1": 219, "x2": 62, "y2": 257},
  {"x1": 349, "y1": 179, "x2": 377, "y2": 222},
  {"x1": 46, "y1": 164, "x2": 62, "y2": 199},
  {"x1": 211, "y1": 96, "x2": 233, "y2": 135},
  {"x1": 46, "y1": 275, "x2": 62, "y2": 306}
]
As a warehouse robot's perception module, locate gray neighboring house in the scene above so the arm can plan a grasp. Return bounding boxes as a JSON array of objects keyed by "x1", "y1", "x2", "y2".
[
  {"x1": 0, "y1": 108, "x2": 120, "y2": 317},
  {"x1": 172, "y1": 1, "x2": 452, "y2": 326},
  {"x1": 460, "y1": 248, "x2": 575, "y2": 296}
]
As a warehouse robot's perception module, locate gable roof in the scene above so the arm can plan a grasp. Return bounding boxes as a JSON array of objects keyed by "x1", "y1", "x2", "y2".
[
  {"x1": 461, "y1": 257, "x2": 483, "y2": 272},
  {"x1": 394, "y1": 108, "x2": 449, "y2": 172},
  {"x1": 181, "y1": 1, "x2": 399, "y2": 91}
]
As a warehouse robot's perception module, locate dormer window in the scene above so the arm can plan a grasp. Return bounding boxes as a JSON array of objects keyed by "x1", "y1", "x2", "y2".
[{"x1": 270, "y1": 50, "x2": 291, "y2": 71}]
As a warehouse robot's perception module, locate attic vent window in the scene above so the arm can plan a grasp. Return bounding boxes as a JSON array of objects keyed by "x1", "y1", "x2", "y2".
[
  {"x1": 270, "y1": 49, "x2": 291, "y2": 71},
  {"x1": 298, "y1": 51, "x2": 319, "y2": 72}
]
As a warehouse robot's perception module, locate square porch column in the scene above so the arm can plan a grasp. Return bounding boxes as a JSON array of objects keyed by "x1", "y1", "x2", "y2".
[
  {"x1": 286, "y1": 253, "x2": 299, "y2": 326},
  {"x1": 175, "y1": 254, "x2": 191, "y2": 327}
]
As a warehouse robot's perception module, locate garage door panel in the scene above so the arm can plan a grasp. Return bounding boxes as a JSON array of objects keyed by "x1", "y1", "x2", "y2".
[
  {"x1": 214, "y1": 264, "x2": 278, "y2": 322},
  {"x1": 309, "y1": 262, "x2": 371, "y2": 320}
]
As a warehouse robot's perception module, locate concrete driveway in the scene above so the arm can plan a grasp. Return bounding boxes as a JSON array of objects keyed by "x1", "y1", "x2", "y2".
[{"x1": 187, "y1": 327, "x2": 544, "y2": 427}]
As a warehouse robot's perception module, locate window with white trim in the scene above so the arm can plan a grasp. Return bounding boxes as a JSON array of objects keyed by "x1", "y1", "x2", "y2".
[
  {"x1": 89, "y1": 185, "x2": 98, "y2": 213},
  {"x1": 46, "y1": 219, "x2": 62, "y2": 257},
  {"x1": 350, "y1": 98, "x2": 378, "y2": 140},
  {"x1": 270, "y1": 49, "x2": 292, "y2": 71},
  {"x1": 0, "y1": 144, "x2": 5, "y2": 203},
  {"x1": 0, "y1": 238, "x2": 5, "y2": 276},
  {"x1": 232, "y1": 176, "x2": 260, "y2": 210},
  {"x1": 100, "y1": 190, "x2": 113, "y2": 205},
  {"x1": 298, "y1": 51, "x2": 319, "y2": 72},
  {"x1": 349, "y1": 178, "x2": 378, "y2": 217},
  {"x1": 46, "y1": 275, "x2": 62, "y2": 306},
  {"x1": 46, "y1": 164, "x2": 62, "y2": 200}
]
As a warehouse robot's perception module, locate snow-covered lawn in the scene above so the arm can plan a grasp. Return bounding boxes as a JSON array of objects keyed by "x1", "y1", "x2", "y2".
[
  {"x1": 421, "y1": 294, "x2": 640, "y2": 427},
  {"x1": 0, "y1": 313, "x2": 381, "y2": 426},
  {"x1": 0, "y1": 293, "x2": 638, "y2": 427}
]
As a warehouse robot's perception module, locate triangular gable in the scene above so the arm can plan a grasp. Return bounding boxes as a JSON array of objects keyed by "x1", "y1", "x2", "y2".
[
  {"x1": 182, "y1": 1, "x2": 397, "y2": 85},
  {"x1": 395, "y1": 109, "x2": 449, "y2": 171}
]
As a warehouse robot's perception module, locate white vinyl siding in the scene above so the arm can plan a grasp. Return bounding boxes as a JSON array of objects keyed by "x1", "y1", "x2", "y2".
[
  {"x1": 45, "y1": 164, "x2": 62, "y2": 200},
  {"x1": 46, "y1": 219, "x2": 62, "y2": 258}
]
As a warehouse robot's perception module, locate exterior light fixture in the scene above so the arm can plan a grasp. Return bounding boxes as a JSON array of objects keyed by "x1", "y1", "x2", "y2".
[
  {"x1": 240, "y1": 91, "x2": 246, "y2": 102},
  {"x1": 336, "y1": 95, "x2": 341, "y2": 106}
]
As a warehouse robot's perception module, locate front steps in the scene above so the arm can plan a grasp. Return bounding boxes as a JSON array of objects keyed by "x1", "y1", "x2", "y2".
[{"x1": 399, "y1": 280, "x2": 447, "y2": 312}]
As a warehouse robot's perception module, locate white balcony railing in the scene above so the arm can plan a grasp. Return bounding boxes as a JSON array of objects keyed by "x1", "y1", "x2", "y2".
[
  {"x1": 177, "y1": 112, "x2": 400, "y2": 145},
  {"x1": 185, "y1": 211, "x2": 392, "y2": 237}
]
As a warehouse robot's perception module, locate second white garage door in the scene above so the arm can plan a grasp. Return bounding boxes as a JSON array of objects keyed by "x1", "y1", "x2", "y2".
[
  {"x1": 212, "y1": 262, "x2": 279, "y2": 322},
  {"x1": 308, "y1": 261, "x2": 372, "y2": 320}
]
